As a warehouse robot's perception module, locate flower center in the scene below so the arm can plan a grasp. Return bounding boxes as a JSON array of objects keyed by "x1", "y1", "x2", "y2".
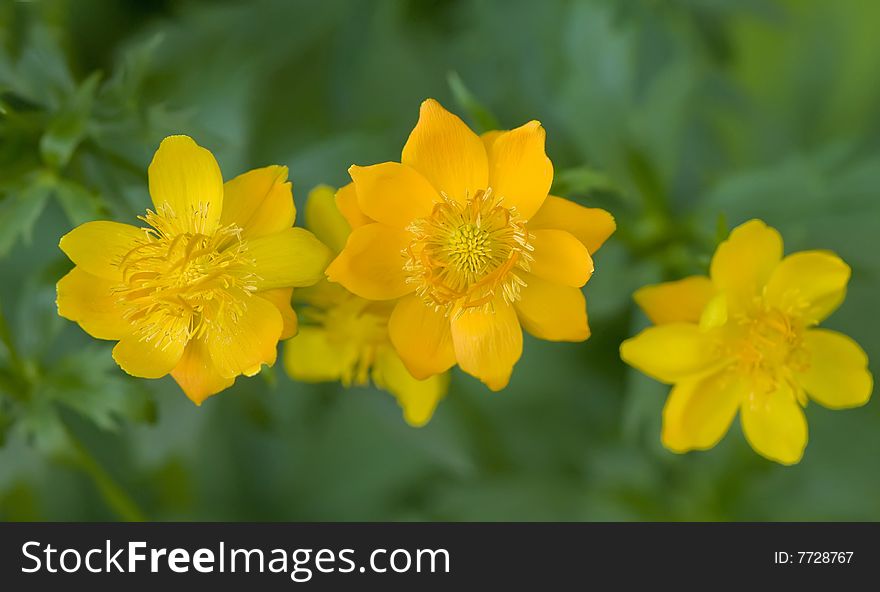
[
  {"x1": 731, "y1": 307, "x2": 808, "y2": 393},
  {"x1": 113, "y1": 204, "x2": 257, "y2": 350},
  {"x1": 404, "y1": 188, "x2": 533, "y2": 315}
]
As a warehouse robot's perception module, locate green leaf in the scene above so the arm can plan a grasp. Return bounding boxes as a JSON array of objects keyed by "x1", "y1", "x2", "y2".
[
  {"x1": 54, "y1": 179, "x2": 103, "y2": 226},
  {"x1": 551, "y1": 166, "x2": 618, "y2": 197},
  {"x1": 447, "y1": 71, "x2": 500, "y2": 134},
  {"x1": 0, "y1": 175, "x2": 52, "y2": 256},
  {"x1": 39, "y1": 72, "x2": 101, "y2": 168}
]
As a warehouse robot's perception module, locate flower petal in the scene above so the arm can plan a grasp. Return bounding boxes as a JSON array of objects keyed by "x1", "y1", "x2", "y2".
[
  {"x1": 283, "y1": 326, "x2": 355, "y2": 383},
  {"x1": 620, "y1": 323, "x2": 722, "y2": 384},
  {"x1": 326, "y1": 223, "x2": 411, "y2": 300},
  {"x1": 765, "y1": 251, "x2": 851, "y2": 324},
  {"x1": 372, "y1": 346, "x2": 448, "y2": 427},
  {"x1": 259, "y1": 288, "x2": 298, "y2": 340},
  {"x1": 485, "y1": 121, "x2": 552, "y2": 219},
  {"x1": 56, "y1": 267, "x2": 129, "y2": 340},
  {"x1": 388, "y1": 294, "x2": 456, "y2": 379},
  {"x1": 662, "y1": 369, "x2": 745, "y2": 453},
  {"x1": 59, "y1": 221, "x2": 144, "y2": 280},
  {"x1": 401, "y1": 98, "x2": 488, "y2": 203},
  {"x1": 148, "y1": 135, "x2": 223, "y2": 234},
  {"x1": 480, "y1": 130, "x2": 504, "y2": 153},
  {"x1": 305, "y1": 185, "x2": 351, "y2": 254},
  {"x1": 207, "y1": 294, "x2": 283, "y2": 378},
  {"x1": 171, "y1": 336, "x2": 235, "y2": 405},
  {"x1": 633, "y1": 276, "x2": 716, "y2": 325},
  {"x1": 450, "y1": 298, "x2": 523, "y2": 391},
  {"x1": 248, "y1": 227, "x2": 332, "y2": 290},
  {"x1": 335, "y1": 182, "x2": 373, "y2": 229},
  {"x1": 112, "y1": 334, "x2": 186, "y2": 379},
  {"x1": 710, "y1": 219, "x2": 783, "y2": 312},
  {"x1": 529, "y1": 195, "x2": 616, "y2": 254},
  {"x1": 515, "y1": 272, "x2": 589, "y2": 341},
  {"x1": 741, "y1": 382, "x2": 807, "y2": 465},
  {"x1": 220, "y1": 165, "x2": 295, "y2": 239},
  {"x1": 529, "y1": 229, "x2": 593, "y2": 287},
  {"x1": 798, "y1": 329, "x2": 872, "y2": 409},
  {"x1": 349, "y1": 162, "x2": 438, "y2": 228}
]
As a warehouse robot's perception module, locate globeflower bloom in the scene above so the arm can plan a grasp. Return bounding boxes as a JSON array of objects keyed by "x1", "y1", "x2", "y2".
[
  {"x1": 283, "y1": 186, "x2": 447, "y2": 426},
  {"x1": 57, "y1": 135, "x2": 331, "y2": 404},
  {"x1": 621, "y1": 219, "x2": 872, "y2": 464},
  {"x1": 327, "y1": 99, "x2": 615, "y2": 390}
]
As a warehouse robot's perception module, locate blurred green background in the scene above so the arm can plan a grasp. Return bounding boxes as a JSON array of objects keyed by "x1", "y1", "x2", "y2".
[{"x1": 1, "y1": 0, "x2": 878, "y2": 521}]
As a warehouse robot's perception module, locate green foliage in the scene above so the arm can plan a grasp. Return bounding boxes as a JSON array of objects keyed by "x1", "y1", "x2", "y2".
[{"x1": 0, "y1": 0, "x2": 878, "y2": 521}]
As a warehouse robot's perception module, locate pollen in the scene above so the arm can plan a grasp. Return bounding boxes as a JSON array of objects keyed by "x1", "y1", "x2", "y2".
[
  {"x1": 112, "y1": 203, "x2": 257, "y2": 350},
  {"x1": 403, "y1": 188, "x2": 533, "y2": 316}
]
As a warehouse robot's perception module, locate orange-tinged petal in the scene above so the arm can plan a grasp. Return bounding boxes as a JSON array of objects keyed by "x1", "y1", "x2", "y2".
[
  {"x1": 388, "y1": 294, "x2": 456, "y2": 379},
  {"x1": 515, "y1": 272, "x2": 589, "y2": 341},
  {"x1": 248, "y1": 227, "x2": 332, "y2": 290},
  {"x1": 112, "y1": 334, "x2": 186, "y2": 379},
  {"x1": 529, "y1": 195, "x2": 615, "y2": 254},
  {"x1": 529, "y1": 229, "x2": 593, "y2": 288},
  {"x1": 220, "y1": 165, "x2": 295, "y2": 239},
  {"x1": 485, "y1": 120, "x2": 552, "y2": 219},
  {"x1": 765, "y1": 251, "x2": 850, "y2": 325},
  {"x1": 207, "y1": 294, "x2": 282, "y2": 378},
  {"x1": 283, "y1": 326, "x2": 355, "y2": 383},
  {"x1": 326, "y1": 223, "x2": 411, "y2": 300},
  {"x1": 710, "y1": 219, "x2": 782, "y2": 312},
  {"x1": 335, "y1": 182, "x2": 373, "y2": 229},
  {"x1": 372, "y1": 346, "x2": 448, "y2": 427},
  {"x1": 171, "y1": 336, "x2": 235, "y2": 405},
  {"x1": 634, "y1": 276, "x2": 716, "y2": 325},
  {"x1": 401, "y1": 99, "x2": 488, "y2": 203},
  {"x1": 148, "y1": 135, "x2": 223, "y2": 234},
  {"x1": 59, "y1": 221, "x2": 144, "y2": 280},
  {"x1": 56, "y1": 267, "x2": 129, "y2": 340},
  {"x1": 349, "y1": 162, "x2": 438, "y2": 228},
  {"x1": 260, "y1": 288, "x2": 298, "y2": 339},
  {"x1": 662, "y1": 369, "x2": 745, "y2": 452},
  {"x1": 798, "y1": 329, "x2": 872, "y2": 409},
  {"x1": 450, "y1": 298, "x2": 523, "y2": 391},
  {"x1": 305, "y1": 185, "x2": 350, "y2": 254},
  {"x1": 620, "y1": 323, "x2": 723, "y2": 384},
  {"x1": 741, "y1": 382, "x2": 807, "y2": 465}
]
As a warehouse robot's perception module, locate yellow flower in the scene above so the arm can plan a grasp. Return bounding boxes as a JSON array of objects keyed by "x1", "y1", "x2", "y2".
[
  {"x1": 56, "y1": 135, "x2": 331, "y2": 404},
  {"x1": 283, "y1": 186, "x2": 448, "y2": 427},
  {"x1": 621, "y1": 219, "x2": 873, "y2": 464},
  {"x1": 326, "y1": 99, "x2": 615, "y2": 390}
]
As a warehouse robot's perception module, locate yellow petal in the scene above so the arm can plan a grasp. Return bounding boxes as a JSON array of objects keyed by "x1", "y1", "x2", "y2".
[
  {"x1": 248, "y1": 227, "x2": 332, "y2": 290},
  {"x1": 305, "y1": 185, "x2": 351, "y2": 254},
  {"x1": 372, "y1": 346, "x2": 448, "y2": 427},
  {"x1": 480, "y1": 129, "x2": 504, "y2": 153},
  {"x1": 620, "y1": 323, "x2": 722, "y2": 384},
  {"x1": 282, "y1": 326, "x2": 355, "y2": 383},
  {"x1": 528, "y1": 195, "x2": 615, "y2": 254},
  {"x1": 485, "y1": 120, "x2": 552, "y2": 219},
  {"x1": 741, "y1": 382, "x2": 807, "y2": 465},
  {"x1": 220, "y1": 165, "x2": 295, "y2": 239},
  {"x1": 798, "y1": 329, "x2": 872, "y2": 409},
  {"x1": 514, "y1": 272, "x2": 589, "y2": 341},
  {"x1": 148, "y1": 135, "x2": 223, "y2": 234},
  {"x1": 326, "y1": 223, "x2": 411, "y2": 300},
  {"x1": 59, "y1": 220, "x2": 144, "y2": 280},
  {"x1": 56, "y1": 267, "x2": 129, "y2": 340},
  {"x1": 349, "y1": 162, "x2": 438, "y2": 228},
  {"x1": 335, "y1": 182, "x2": 373, "y2": 229},
  {"x1": 765, "y1": 251, "x2": 851, "y2": 324},
  {"x1": 450, "y1": 298, "x2": 523, "y2": 391},
  {"x1": 207, "y1": 294, "x2": 282, "y2": 378},
  {"x1": 388, "y1": 294, "x2": 456, "y2": 379},
  {"x1": 529, "y1": 229, "x2": 593, "y2": 288},
  {"x1": 112, "y1": 334, "x2": 186, "y2": 379},
  {"x1": 401, "y1": 98, "x2": 488, "y2": 203},
  {"x1": 710, "y1": 219, "x2": 782, "y2": 312},
  {"x1": 662, "y1": 369, "x2": 745, "y2": 452},
  {"x1": 633, "y1": 276, "x2": 716, "y2": 325},
  {"x1": 259, "y1": 288, "x2": 298, "y2": 339},
  {"x1": 171, "y1": 336, "x2": 235, "y2": 405}
]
